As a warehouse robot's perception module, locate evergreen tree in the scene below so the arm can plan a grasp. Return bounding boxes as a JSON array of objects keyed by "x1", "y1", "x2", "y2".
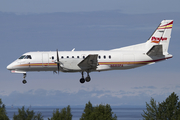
[
  {"x1": 13, "y1": 106, "x2": 43, "y2": 120},
  {"x1": 91, "y1": 104, "x2": 117, "y2": 120},
  {"x1": 157, "y1": 92, "x2": 180, "y2": 119},
  {"x1": 80, "y1": 101, "x2": 117, "y2": 120},
  {"x1": 141, "y1": 98, "x2": 158, "y2": 119},
  {"x1": 0, "y1": 99, "x2": 9, "y2": 120},
  {"x1": 80, "y1": 101, "x2": 94, "y2": 120},
  {"x1": 142, "y1": 92, "x2": 180, "y2": 120},
  {"x1": 48, "y1": 105, "x2": 72, "y2": 120}
]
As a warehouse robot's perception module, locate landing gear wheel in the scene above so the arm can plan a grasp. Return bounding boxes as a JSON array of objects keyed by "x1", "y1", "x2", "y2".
[
  {"x1": 22, "y1": 73, "x2": 27, "y2": 84},
  {"x1": 80, "y1": 78, "x2": 85, "y2": 84},
  {"x1": 85, "y1": 76, "x2": 91, "y2": 82},
  {"x1": 22, "y1": 80, "x2": 27, "y2": 84}
]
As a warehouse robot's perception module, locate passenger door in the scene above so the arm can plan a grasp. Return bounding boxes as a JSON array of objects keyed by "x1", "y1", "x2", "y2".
[{"x1": 42, "y1": 53, "x2": 49, "y2": 67}]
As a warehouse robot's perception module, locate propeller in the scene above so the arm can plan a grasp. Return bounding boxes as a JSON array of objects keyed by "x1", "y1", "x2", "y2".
[{"x1": 56, "y1": 49, "x2": 60, "y2": 74}]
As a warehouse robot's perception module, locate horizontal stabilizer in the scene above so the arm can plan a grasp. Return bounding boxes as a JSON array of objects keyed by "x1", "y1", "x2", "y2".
[
  {"x1": 147, "y1": 45, "x2": 163, "y2": 56},
  {"x1": 78, "y1": 54, "x2": 98, "y2": 70}
]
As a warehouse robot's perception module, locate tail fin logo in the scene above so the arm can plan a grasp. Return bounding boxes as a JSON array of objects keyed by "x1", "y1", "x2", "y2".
[{"x1": 151, "y1": 37, "x2": 167, "y2": 43}]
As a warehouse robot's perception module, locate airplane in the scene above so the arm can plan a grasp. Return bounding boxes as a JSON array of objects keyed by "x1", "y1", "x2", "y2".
[{"x1": 7, "y1": 20, "x2": 173, "y2": 84}]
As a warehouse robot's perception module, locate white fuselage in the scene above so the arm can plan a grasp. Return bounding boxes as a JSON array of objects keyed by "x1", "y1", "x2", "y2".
[{"x1": 7, "y1": 50, "x2": 172, "y2": 73}]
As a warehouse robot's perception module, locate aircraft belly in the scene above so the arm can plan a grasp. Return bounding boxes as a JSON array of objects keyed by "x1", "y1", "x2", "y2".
[
  {"x1": 96, "y1": 65, "x2": 111, "y2": 71},
  {"x1": 96, "y1": 63, "x2": 144, "y2": 71},
  {"x1": 120, "y1": 64, "x2": 145, "y2": 69}
]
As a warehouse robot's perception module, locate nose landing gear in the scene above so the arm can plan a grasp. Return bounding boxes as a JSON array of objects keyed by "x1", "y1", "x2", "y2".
[{"x1": 22, "y1": 73, "x2": 27, "y2": 84}]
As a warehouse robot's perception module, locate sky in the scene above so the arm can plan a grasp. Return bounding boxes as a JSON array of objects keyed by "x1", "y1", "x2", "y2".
[{"x1": 0, "y1": 0, "x2": 180, "y2": 107}]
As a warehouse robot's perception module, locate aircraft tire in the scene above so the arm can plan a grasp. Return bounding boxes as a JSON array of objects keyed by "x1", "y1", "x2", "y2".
[
  {"x1": 80, "y1": 78, "x2": 85, "y2": 84},
  {"x1": 22, "y1": 80, "x2": 27, "y2": 84},
  {"x1": 85, "y1": 77, "x2": 91, "y2": 82}
]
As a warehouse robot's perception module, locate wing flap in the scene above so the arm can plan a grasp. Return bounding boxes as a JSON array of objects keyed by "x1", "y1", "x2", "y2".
[{"x1": 78, "y1": 54, "x2": 98, "y2": 70}]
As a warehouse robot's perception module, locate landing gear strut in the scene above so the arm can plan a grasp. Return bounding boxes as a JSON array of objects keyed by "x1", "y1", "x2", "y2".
[
  {"x1": 79, "y1": 71, "x2": 91, "y2": 84},
  {"x1": 22, "y1": 73, "x2": 27, "y2": 84},
  {"x1": 80, "y1": 72, "x2": 85, "y2": 83}
]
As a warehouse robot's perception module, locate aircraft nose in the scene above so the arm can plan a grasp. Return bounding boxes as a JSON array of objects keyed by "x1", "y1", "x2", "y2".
[{"x1": 7, "y1": 63, "x2": 14, "y2": 70}]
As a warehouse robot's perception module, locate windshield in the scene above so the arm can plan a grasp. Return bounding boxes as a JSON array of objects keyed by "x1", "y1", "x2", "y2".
[
  {"x1": 24, "y1": 55, "x2": 32, "y2": 59},
  {"x1": 19, "y1": 55, "x2": 26, "y2": 59},
  {"x1": 18, "y1": 55, "x2": 32, "y2": 59}
]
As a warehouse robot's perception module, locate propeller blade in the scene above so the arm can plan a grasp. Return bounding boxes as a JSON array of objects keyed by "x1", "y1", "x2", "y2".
[{"x1": 56, "y1": 49, "x2": 60, "y2": 74}]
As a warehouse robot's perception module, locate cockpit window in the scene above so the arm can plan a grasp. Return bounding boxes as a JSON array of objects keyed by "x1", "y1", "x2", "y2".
[
  {"x1": 24, "y1": 55, "x2": 32, "y2": 59},
  {"x1": 19, "y1": 55, "x2": 26, "y2": 59},
  {"x1": 19, "y1": 55, "x2": 32, "y2": 59}
]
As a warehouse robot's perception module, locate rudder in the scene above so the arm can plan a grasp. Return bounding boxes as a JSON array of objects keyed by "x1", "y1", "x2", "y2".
[{"x1": 146, "y1": 20, "x2": 173, "y2": 55}]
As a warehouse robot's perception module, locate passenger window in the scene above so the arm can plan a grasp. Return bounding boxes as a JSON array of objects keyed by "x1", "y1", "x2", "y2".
[
  {"x1": 104, "y1": 55, "x2": 106, "y2": 59},
  {"x1": 52, "y1": 56, "x2": 54, "y2": 59},
  {"x1": 72, "y1": 56, "x2": 74, "y2": 58},
  {"x1": 67, "y1": 56, "x2": 69, "y2": 58},
  {"x1": 77, "y1": 56, "x2": 79, "y2": 58},
  {"x1": 83, "y1": 56, "x2": 85, "y2": 59},
  {"x1": 99, "y1": 56, "x2": 101, "y2": 59},
  {"x1": 109, "y1": 55, "x2": 111, "y2": 59},
  {"x1": 61, "y1": 56, "x2": 64, "y2": 59}
]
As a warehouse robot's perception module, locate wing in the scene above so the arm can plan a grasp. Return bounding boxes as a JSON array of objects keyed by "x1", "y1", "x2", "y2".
[{"x1": 78, "y1": 54, "x2": 98, "y2": 70}]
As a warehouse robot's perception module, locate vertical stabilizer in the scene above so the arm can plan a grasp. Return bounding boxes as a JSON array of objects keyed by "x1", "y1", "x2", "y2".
[{"x1": 146, "y1": 20, "x2": 173, "y2": 55}]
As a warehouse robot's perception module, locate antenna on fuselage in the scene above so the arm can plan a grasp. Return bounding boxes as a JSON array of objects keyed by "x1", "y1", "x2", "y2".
[{"x1": 72, "y1": 48, "x2": 75, "y2": 51}]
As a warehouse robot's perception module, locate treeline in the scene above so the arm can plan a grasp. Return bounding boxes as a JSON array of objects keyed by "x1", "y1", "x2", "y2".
[
  {"x1": 0, "y1": 100, "x2": 117, "y2": 120},
  {"x1": 1, "y1": 92, "x2": 180, "y2": 120}
]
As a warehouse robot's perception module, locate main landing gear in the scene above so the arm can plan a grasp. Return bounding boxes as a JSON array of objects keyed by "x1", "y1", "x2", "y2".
[
  {"x1": 22, "y1": 73, "x2": 27, "y2": 84},
  {"x1": 80, "y1": 71, "x2": 91, "y2": 84}
]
